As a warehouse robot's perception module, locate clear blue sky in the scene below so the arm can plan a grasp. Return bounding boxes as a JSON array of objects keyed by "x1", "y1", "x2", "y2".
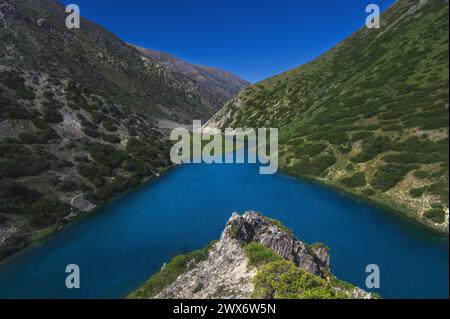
[{"x1": 61, "y1": 0, "x2": 395, "y2": 82}]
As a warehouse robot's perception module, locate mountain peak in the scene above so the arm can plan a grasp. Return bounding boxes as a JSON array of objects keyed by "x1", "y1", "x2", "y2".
[
  {"x1": 130, "y1": 44, "x2": 250, "y2": 111},
  {"x1": 132, "y1": 211, "x2": 375, "y2": 299}
]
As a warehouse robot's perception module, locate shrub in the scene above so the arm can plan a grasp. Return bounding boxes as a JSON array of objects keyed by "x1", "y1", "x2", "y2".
[
  {"x1": 101, "y1": 133, "x2": 121, "y2": 144},
  {"x1": 126, "y1": 138, "x2": 158, "y2": 159},
  {"x1": 1, "y1": 72, "x2": 35, "y2": 100},
  {"x1": 43, "y1": 109, "x2": 63, "y2": 123},
  {"x1": 0, "y1": 96, "x2": 33, "y2": 120},
  {"x1": 351, "y1": 137, "x2": 393, "y2": 163},
  {"x1": 423, "y1": 208, "x2": 445, "y2": 224},
  {"x1": 89, "y1": 143, "x2": 125, "y2": 168},
  {"x1": 409, "y1": 188, "x2": 424, "y2": 198},
  {"x1": 18, "y1": 128, "x2": 59, "y2": 144},
  {"x1": 252, "y1": 260, "x2": 347, "y2": 299},
  {"x1": 382, "y1": 152, "x2": 446, "y2": 164},
  {"x1": 103, "y1": 121, "x2": 118, "y2": 132},
  {"x1": 26, "y1": 198, "x2": 70, "y2": 228},
  {"x1": 0, "y1": 181, "x2": 40, "y2": 215},
  {"x1": 90, "y1": 112, "x2": 107, "y2": 125},
  {"x1": 0, "y1": 144, "x2": 50, "y2": 177},
  {"x1": 362, "y1": 188, "x2": 375, "y2": 196},
  {"x1": 295, "y1": 143, "x2": 328, "y2": 157},
  {"x1": 77, "y1": 162, "x2": 114, "y2": 183},
  {"x1": 42, "y1": 99, "x2": 64, "y2": 110},
  {"x1": 371, "y1": 164, "x2": 419, "y2": 192},
  {"x1": 413, "y1": 170, "x2": 430, "y2": 179},
  {"x1": 292, "y1": 155, "x2": 337, "y2": 177},
  {"x1": 244, "y1": 243, "x2": 282, "y2": 267},
  {"x1": 340, "y1": 172, "x2": 367, "y2": 188}
]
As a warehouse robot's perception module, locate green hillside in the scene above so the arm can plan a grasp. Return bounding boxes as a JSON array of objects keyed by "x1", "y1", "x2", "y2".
[
  {"x1": 210, "y1": 0, "x2": 449, "y2": 233},
  {"x1": 0, "y1": 0, "x2": 227, "y2": 259}
]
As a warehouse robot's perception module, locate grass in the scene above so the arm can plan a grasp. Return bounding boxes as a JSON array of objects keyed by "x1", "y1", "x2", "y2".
[
  {"x1": 244, "y1": 242, "x2": 282, "y2": 267},
  {"x1": 129, "y1": 241, "x2": 217, "y2": 299},
  {"x1": 252, "y1": 260, "x2": 349, "y2": 299}
]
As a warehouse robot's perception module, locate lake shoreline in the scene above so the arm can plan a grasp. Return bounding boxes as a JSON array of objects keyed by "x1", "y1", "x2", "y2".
[
  {"x1": 278, "y1": 167, "x2": 449, "y2": 238},
  {"x1": 1, "y1": 159, "x2": 447, "y2": 266},
  {"x1": 0, "y1": 164, "x2": 178, "y2": 265}
]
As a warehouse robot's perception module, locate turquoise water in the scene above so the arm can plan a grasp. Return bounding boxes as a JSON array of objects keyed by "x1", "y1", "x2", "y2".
[{"x1": 0, "y1": 157, "x2": 448, "y2": 299}]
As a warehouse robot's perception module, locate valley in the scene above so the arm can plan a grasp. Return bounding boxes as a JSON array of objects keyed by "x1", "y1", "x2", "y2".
[{"x1": 0, "y1": 0, "x2": 448, "y2": 300}]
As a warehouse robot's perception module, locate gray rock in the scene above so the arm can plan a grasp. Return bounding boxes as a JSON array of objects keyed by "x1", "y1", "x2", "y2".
[{"x1": 223, "y1": 211, "x2": 330, "y2": 277}]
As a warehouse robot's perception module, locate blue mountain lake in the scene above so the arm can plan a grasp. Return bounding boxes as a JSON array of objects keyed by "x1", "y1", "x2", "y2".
[{"x1": 0, "y1": 155, "x2": 448, "y2": 298}]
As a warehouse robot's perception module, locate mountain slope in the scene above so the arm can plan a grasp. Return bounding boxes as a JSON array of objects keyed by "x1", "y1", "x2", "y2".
[
  {"x1": 131, "y1": 44, "x2": 250, "y2": 112},
  {"x1": 208, "y1": 0, "x2": 449, "y2": 233},
  {"x1": 131, "y1": 212, "x2": 375, "y2": 299},
  {"x1": 0, "y1": 0, "x2": 239, "y2": 260}
]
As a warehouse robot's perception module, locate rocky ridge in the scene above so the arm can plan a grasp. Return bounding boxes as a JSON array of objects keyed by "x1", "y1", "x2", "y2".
[{"x1": 133, "y1": 212, "x2": 374, "y2": 299}]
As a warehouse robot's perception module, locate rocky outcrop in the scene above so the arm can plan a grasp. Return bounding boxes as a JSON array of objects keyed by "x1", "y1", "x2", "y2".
[
  {"x1": 224, "y1": 212, "x2": 330, "y2": 278},
  {"x1": 156, "y1": 231, "x2": 257, "y2": 299},
  {"x1": 151, "y1": 211, "x2": 374, "y2": 299}
]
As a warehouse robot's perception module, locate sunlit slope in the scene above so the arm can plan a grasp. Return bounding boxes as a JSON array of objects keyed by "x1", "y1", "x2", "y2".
[{"x1": 210, "y1": 0, "x2": 449, "y2": 233}]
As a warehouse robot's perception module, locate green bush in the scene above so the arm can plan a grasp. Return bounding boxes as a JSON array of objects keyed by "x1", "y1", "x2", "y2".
[
  {"x1": 89, "y1": 143, "x2": 125, "y2": 168},
  {"x1": 362, "y1": 188, "x2": 375, "y2": 196},
  {"x1": 423, "y1": 208, "x2": 445, "y2": 224},
  {"x1": 90, "y1": 112, "x2": 107, "y2": 125},
  {"x1": 252, "y1": 260, "x2": 347, "y2": 299},
  {"x1": 413, "y1": 170, "x2": 430, "y2": 179},
  {"x1": 43, "y1": 109, "x2": 63, "y2": 123},
  {"x1": 18, "y1": 128, "x2": 59, "y2": 144},
  {"x1": 103, "y1": 121, "x2": 118, "y2": 132},
  {"x1": 26, "y1": 198, "x2": 69, "y2": 228},
  {"x1": 292, "y1": 155, "x2": 337, "y2": 177},
  {"x1": 371, "y1": 164, "x2": 419, "y2": 192},
  {"x1": 409, "y1": 188, "x2": 424, "y2": 198},
  {"x1": 382, "y1": 152, "x2": 446, "y2": 164},
  {"x1": 244, "y1": 243, "x2": 282, "y2": 267},
  {"x1": 77, "y1": 162, "x2": 114, "y2": 184},
  {"x1": 340, "y1": 172, "x2": 367, "y2": 188},
  {"x1": 101, "y1": 133, "x2": 121, "y2": 144},
  {"x1": 351, "y1": 137, "x2": 393, "y2": 163},
  {"x1": 0, "y1": 144, "x2": 50, "y2": 177},
  {"x1": 294, "y1": 143, "x2": 328, "y2": 157},
  {"x1": 0, "y1": 181, "x2": 40, "y2": 215},
  {"x1": 42, "y1": 99, "x2": 64, "y2": 110},
  {"x1": 0, "y1": 95, "x2": 33, "y2": 120},
  {"x1": 1, "y1": 72, "x2": 35, "y2": 100}
]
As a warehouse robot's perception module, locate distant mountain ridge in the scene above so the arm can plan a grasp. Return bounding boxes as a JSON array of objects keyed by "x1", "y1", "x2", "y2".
[{"x1": 131, "y1": 44, "x2": 250, "y2": 112}]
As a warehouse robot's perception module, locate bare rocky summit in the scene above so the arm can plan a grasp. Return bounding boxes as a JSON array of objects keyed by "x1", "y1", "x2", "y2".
[{"x1": 133, "y1": 212, "x2": 375, "y2": 299}]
